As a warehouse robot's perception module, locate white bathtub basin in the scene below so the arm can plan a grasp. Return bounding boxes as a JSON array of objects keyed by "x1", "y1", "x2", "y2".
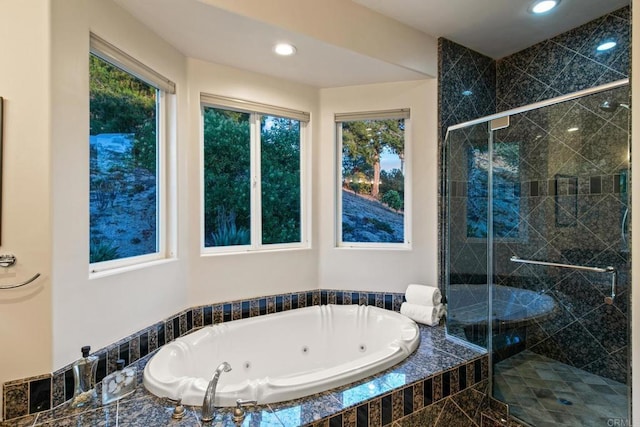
[{"x1": 143, "y1": 304, "x2": 420, "y2": 406}]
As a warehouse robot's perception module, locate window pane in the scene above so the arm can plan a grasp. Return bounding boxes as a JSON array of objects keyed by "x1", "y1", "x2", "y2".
[
  {"x1": 261, "y1": 115, "x2": 301, "y2": 244},
  {"x1": 89, "y1": 54, "x2": 158, "y2": 263},
  {"x1": 341, "y1": 119, "x2": 405, "y2": 243},
  {"x1": 203, "y1": 107, "x2": 251, "y2": 247}
]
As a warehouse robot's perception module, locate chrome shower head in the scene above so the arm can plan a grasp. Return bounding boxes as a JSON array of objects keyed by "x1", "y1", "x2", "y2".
[{"x1": 599, "y1": 100, "x2": 630, "y2": 112}]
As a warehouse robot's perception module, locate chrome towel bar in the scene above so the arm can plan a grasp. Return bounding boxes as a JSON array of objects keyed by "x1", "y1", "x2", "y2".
[
  {"x1": 0, "y1": 254, "x2": 42, "y2": 290},
  {"x1": 510, "y1": 256, "x2": 617, "y2": 305},
  {"x1": 0, "y1": 273, "x2": 41, "y2": 290}
]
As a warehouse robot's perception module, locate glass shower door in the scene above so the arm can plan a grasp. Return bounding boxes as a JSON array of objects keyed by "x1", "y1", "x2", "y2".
[
  {"x1": 444, "y1": 122, "x2": 491, "y2": 348},
  {"x1": 490, "y1": 84, "x2": 630, "y2": 426}
]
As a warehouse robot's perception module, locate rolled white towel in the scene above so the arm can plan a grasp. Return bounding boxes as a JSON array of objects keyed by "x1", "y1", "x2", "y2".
[
  {"x1": 405, "y1": 284, "x2": 442, "y2": 306},
  {"x1": 400, "y1": 302, "x2": 444, "y2": 326}
]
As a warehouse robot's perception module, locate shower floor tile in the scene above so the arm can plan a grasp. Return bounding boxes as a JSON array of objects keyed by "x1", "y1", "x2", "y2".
[{"x1": 494, "y1": 350, "x2": 628, "y2": 426}]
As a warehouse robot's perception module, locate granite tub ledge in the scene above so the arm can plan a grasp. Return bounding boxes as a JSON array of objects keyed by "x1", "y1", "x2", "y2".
[{"x1": 0, "y1": 325, "x2": 487, "y2": 427}]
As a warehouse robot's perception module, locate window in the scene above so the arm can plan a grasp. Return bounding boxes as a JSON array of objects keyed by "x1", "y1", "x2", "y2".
[
  {"x1": 201, "y1": 94, "x2": 309, "y2": 252},
  {"x1": 89, "y1": 34, "x2": 175, "y2": 272},
  {"x1": 336, "y1": 109, "x2": 410, "y2": 247}
]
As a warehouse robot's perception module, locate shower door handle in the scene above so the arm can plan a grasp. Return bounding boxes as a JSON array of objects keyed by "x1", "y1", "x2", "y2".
[{"x1": 510, "y1": 256, "x2": 617, "y2": 305}]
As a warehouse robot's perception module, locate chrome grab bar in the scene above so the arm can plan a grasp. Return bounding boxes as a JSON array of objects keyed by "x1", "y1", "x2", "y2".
[
  {"x1": 510, "y1": 256, "x2": 613, "y2": 273},
  {"x1": 510, "y1": 256, "x2": 617, "y2": 305}
]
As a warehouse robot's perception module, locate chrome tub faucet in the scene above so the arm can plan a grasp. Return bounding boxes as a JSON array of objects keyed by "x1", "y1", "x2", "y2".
[{"x1": 201, "y1": 362, "x2": 232, "y2": 423}]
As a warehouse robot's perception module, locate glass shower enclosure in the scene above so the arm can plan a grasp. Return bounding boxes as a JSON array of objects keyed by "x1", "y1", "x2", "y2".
[{"x1": 444, "y1": 80, "x2": 630, "y2": 426}]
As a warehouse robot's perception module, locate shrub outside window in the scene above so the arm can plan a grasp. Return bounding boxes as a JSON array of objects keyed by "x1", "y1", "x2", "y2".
[
  {"x1": 89, "y1": 34, "x2": 175, "y2": 272},
  {"x1": 201, "y1": 95, "x2": 309, "y2": 253},
  {"x1": 336, "y1": 109, "x2": 410, "y2": 248}
]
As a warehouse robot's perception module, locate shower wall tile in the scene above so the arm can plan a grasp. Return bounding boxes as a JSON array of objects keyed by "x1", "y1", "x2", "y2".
[
  {"x1": 497, "y1": 7, "x2": 630, "y2": 111},
  {"x1": 438, "y1": 38, "x2": 496, "y2": 147},
  {"x1": 578, "y1": 304, "x2": 627, "y2": 353}
]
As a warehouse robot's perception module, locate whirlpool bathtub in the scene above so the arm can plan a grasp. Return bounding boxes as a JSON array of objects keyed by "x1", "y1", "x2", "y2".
[{"x1": 143, "y1": 304, "x2": 420, "y2": 406}]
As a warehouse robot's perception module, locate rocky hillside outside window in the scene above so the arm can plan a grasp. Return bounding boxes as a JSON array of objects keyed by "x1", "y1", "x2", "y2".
[
  {"x1": 336, "y1": 109, "x2": 411, "y2": 248},
  {"x1": 89, "y1": 34, "x2": 175, "y2": 273}
]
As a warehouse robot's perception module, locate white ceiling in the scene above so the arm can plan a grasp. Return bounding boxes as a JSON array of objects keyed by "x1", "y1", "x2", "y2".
[
  {"x1": 114, "y1": 0, "x2": 629, "y2": 88},
  {"x1": 112, "y1": 0, "x2": 429, "y2": 88},
  {"x1": 353, "y1": 0, "x2": 629, "y2": 59}
]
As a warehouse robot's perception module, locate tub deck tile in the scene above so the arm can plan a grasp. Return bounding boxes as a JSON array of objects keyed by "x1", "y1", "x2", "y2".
[
  {"x1": 268, "y1": 391, "x2": 343, "y2": 426},
  {"x1": 267, "y1": 296, "x2": 276, "y2": 314},
  {"x1": 375, "y1": 294, "x2": 384, "y2": 308},
  {"x1": 148, "y1": 326, "x2": 158, "y2": 353},
  {"x1": 343, "y1": 407, "x2": 357, "y2": 426},
  {"x1": 328, "y1": 291, "x2": 337, "y2": 305},
  {"x1": 213, "y1": 406, "x2": 284, "y2": 427},
  {"x1": 368, "y1": 399, "x2": 382, "y2": 427},
  {"x1": 326, "y1": 375, "x2": 397, "y2": 409},
  {"x1": 391, "y1": 389, "x2": 404, "y2": 421},
  {"x1": 0, "y1": 414, "x2": 35, "y2": 427},
  {"x1": 344, "y1": 293, "x2": 353, "y2": 305},
  {"x1": 399, "y1": 350, "x2": 470, "y2": 384},
  {"x1": 432, "y1": 375, "x2": 443, "y2": 401},
  {"x1": 192, "y1": 307, "x2": 204, "y2": 329},
  {"x1": 35, "y1": 404, "x2": 118, "y2": 427},
  {"x1": 417, "y1": 327, "x2": 484, "y2": 361},
  {"x1": 232, "y1": 302, "x2": 242, "y2": 320},
  {"x1": 250, "y1": 299, "x2": 260, "y2": 317},
  {"x1": 214, "y1": 304, "x2": 224, "y2": 324}
]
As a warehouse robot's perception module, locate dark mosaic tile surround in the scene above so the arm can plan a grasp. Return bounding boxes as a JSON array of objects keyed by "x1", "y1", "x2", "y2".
[
  {"x1": 1, "y1": 321, "x2": 491, "y2": 426},
  {"x1": 2, "y1": 289, "x2": 407, "y2": 422},
  {"x1": 439, "y1": 4, "x2": 631, "y2": 389}
]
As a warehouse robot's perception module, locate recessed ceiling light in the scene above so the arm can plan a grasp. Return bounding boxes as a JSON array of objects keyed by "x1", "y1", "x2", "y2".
[
  {"x1": 274, "y1": 43, "x2": 297, "y2": 56},
  {"x1": 567, "y1": 127, "x2": 579, "y2": 132},
  {"x1": 596, "y1": 41, "x2": 617, "y2": 52},
  {"x1": 461, "y1": 90, "x2": 473, "y2": 96},
  {"x1": 530, "y1": 0, "x2": 560, "y2": 14}
]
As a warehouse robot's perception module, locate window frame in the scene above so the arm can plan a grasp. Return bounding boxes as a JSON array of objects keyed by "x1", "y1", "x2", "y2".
[
  {"x1": 89, "y1": 34, "x2": 176, "y2": 275},
  {"x1": 200, "y1": 95, "x2": 311, "y2": 255},
  {"x1": 335, "y1": 109, "x2": 412, "y2": 249}
]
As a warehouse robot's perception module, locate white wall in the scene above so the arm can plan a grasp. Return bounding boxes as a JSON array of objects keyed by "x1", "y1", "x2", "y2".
[
  {"x1": 317, "y1": 80, "x2": 438, "y2": 291},
  {"x1": 185, "y1": 58, "x2": 320, "y2": 304},
  {"x1": 49, "y1": 0, "x2": 190, "y2": 370},
  {"x1": 0, "y1": 0, "x2": 53, "y2": 415}
]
